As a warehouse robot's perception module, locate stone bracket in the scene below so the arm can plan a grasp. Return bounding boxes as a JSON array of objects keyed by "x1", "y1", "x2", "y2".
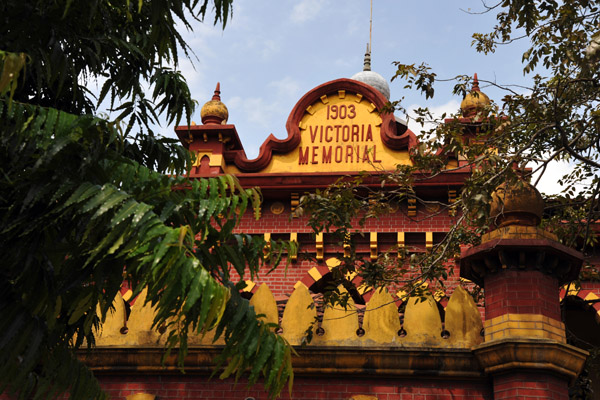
[
  {"x1": 344, "y1": 233, "x2": 351, "y2": 258},
  {"x1": 263, "y1": 233, "x2": 271, "y2": 262},
  {"x1": 370, "y1": 232, "x2": 377, "y2": 261},
  {"x1": 316, "y1": 232, "x2": 324, "y2": 261},
  {"x1": 425, "y1": 232, "x2": 433, "y2": 250},
  {"x1": 290, "y1": 232, "x2": 298, "y2": 262},
  {"x1": 397, "y1": 232, "x2": 405, "y2": 258}
]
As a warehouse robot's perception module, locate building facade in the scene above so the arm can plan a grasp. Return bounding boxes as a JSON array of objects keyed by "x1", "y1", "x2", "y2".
[{"x1": 84, "y1": 71, "x2": 600, "y2": 399}]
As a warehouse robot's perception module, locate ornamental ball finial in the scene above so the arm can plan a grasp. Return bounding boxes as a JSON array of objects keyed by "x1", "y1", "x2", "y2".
[
  {"x1": 200, "y1": 82, "x2": 229, "y2": 125},
  {"x1": 490, "y1": 180, "x2": 544, "y2": 228},
  {"x1": 460, "y1": 73, "x2": 491, "y2": 118}
]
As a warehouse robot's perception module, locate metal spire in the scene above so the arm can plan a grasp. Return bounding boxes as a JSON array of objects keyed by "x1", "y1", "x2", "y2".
[
  {"x1": 351, "y1": 0, "x2": 390, "y2": 100},
  {"x1": 363, "y1": 43, "x2": 372, "y2": 71},
  {"x1": 369, "y1": 0, "x2": 373, "y2": 55},
  {"x1": 363, "y1": 0, "x2": 373, "y2": 72}
]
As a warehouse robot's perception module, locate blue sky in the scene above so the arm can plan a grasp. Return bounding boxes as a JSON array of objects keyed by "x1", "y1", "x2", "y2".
[
  {"x1": 132, "y1": 0, "x2": 571, "y2": 194},
  {"x1": 162, "y1": 0, "x2": 531, "y2": 156}
]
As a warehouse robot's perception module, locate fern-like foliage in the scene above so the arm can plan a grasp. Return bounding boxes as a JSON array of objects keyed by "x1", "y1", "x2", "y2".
[{"x1": 0, "y1": 100, "x2": 293, "y2": 399}]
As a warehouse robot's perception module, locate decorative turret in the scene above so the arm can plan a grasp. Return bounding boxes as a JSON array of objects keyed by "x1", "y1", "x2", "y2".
[
  {"x1": 461, "y1": 179, "x2": 587, "y2": 400},
  {"x1": 174, "y1": 82, "x2": 244, "y2": 177},
  {"x1": 200, "y1": 82, "x2": 228, "y2": 125},
  {"x1": 460, "y1": 73, "x2": 490, "y2": 118},
  {"x1": 441, "y1": 72, "x2": 496, "y2": 169},
  {"x1": 462, "y1": 179, "x2": 582, "y2": 286},
  {"x1": 350, "y1": 44, "x2": 390, "y2": 100}
]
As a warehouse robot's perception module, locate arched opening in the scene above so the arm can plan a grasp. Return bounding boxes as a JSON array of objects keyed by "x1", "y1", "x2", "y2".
[
  {"x1": 308, "y1": 271, "x2": 365, "y2": 305},
  {"x1": 563, "y1": 295, "x2": 600, "y2": 398},
  {"x1": 199, "y1": 155, "x2": 210, "y2": 174}
]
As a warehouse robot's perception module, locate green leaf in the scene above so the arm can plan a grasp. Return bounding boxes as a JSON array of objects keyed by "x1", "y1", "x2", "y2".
[
  {"x1": 197, "y1": 278, "x2": 215, "y2": 328},
  {"x1": 248, "y1": 330, "x2": 275, "y2": 381},
  {"x1": 68, "y1": 292, "x2": 94, "y2": 325},
  {"x1": 183, "y1": 267, "x2": 208, "y2": 314}
]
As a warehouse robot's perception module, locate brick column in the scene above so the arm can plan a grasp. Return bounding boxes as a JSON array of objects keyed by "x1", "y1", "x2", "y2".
[
  {"x1": 493, "y1": 373, "x2": 570, "y2": 400},
  {"x1": 483, "y1": 268, "x2": 564, "y2": 343},
  {"x1": 461, "y1": 182, "x2": 588, "y2": 400},
  {"x1": 485, "y1": 269, "x2": 560, "y2": 319}
]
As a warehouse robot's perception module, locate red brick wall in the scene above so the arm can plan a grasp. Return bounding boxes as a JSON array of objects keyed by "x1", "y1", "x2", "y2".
[
  {"x1": 235, "y1": 205, "x2": 457, "y2": 235},
  {"x1": 91, "y1": 375, "x2": 492, "y2": 400},
  {"x1": 580, "y1": 281, "x2": 600, "y2": 297},
  {"x1": 492, "y1": 372, "x2": 568, "y2": 400}
]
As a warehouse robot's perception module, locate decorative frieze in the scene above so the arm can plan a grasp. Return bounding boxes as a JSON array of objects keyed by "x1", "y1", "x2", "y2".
[{"x1": 96, "y1": 285, "x2": 483, "y2": 350}]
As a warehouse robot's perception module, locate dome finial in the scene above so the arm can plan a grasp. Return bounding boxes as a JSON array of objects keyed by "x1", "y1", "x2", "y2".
[
  {"x1": 351, "y1": 44, "x2": 390, "y2": 99},
  {"x1": 201, "y1": 82, "x2": 229, "y2": 125},
  {"x1": 490, "y1": 180, "x2": 544, "y2": 228},
  {"x1": 460, "y1": 73, "x2": 491, "y2": 118},
  {"x1": 349, "y1": 0, "x2": 390, "y2": 100},
  {"x1": 363, "y1": 43, "x2": 372, "y2": 71}
]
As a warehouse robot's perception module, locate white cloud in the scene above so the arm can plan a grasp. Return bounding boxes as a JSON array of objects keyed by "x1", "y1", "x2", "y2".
[
  {"x1": 177, "y1": 58, "x2": 206, "y2": 89},
  {"x1": 243, "y1": 97, "x2": 284, "y2": 129},
  {"x1": 268, "y1": 76, "x2": 302, "y2": 99},
  {"x1": 405, "y1": 99, "x2": 461, "y2": 136},
  {"x1": 260, "y1": 39, "x2": 282, "y2": 59},
  {"x1": 227, "y1": 95, "x2": 286, "y2": 133},
  {"x1": 227, "y1": 96, "x2": 243, "y2": 111},
  {"x1": 227, "y1": 35, "x2": 282, "y2": 61},
  {"x1": 532, "y1": 160, "x2": 598, "y2": 196},
  {"x1": 533, "y1": 161, "x2": 575, "y2": 195},
  {"x1": 224, "y1": 93, "x2": 292, "y2": 159},
  {"x1": 290, "y1": 0, "x2": 325, "y2": 24}
]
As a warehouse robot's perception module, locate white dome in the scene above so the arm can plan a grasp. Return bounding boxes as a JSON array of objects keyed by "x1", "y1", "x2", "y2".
[{"x1": 351, "y1": 70, "x2": 390, "y2": 100}]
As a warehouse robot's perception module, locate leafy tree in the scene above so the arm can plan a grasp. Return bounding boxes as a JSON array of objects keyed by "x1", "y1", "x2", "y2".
[
  {"x1": 402, "y1": 0, "x2": 600, "y2": 248},
  {"x1": 300, "y1": 1, "x2": 600, "y2": 397},
  {"x1": 301, "y1": 0, "x2": 600, "y2": 296},
  {"x1": 0, "y1": 1, "x2": 293, "y2": 399}
]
